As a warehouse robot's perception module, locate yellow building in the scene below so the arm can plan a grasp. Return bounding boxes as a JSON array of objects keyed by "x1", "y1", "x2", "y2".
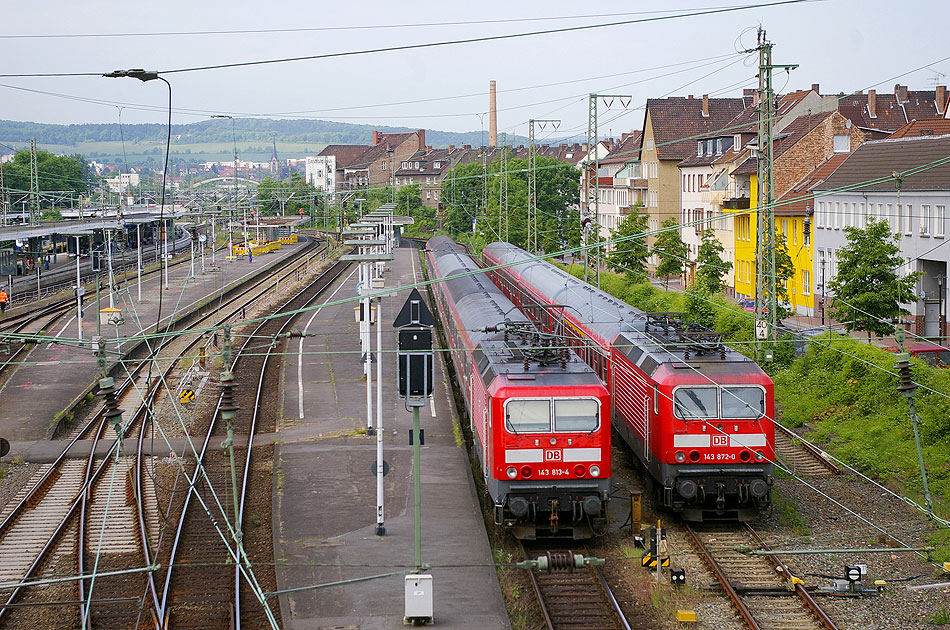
[{"x1": 725, "y1": 174, "x2": 815, "y2": 316}]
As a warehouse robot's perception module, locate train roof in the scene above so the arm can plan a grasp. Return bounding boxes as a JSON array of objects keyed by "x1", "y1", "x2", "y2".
[
  {"x1": 482, "y1": 242, "x2": 760, "y2": 374},
  {"x1": 427, "y1": 237, "x2": 602, "y2": 385}
]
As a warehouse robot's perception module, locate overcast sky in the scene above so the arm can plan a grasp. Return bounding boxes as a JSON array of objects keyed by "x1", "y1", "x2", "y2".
[{"x1": 1, "y1": 0, "x2": 948, "y2": 144}]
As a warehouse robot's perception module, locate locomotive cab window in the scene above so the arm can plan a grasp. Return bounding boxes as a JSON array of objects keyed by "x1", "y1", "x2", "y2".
[
  {"x1": 672, "y1": 387, "x2": 718, "y2": 419},
  {"x1": 553, "y1": 399, "x2": 599, "y2": 432},
  {"x1": 505, "y1": 399, "x2": 550, "y2": 432},
  {"x1": 721, "y1": 386, "x2": 766, "y2": 419}
]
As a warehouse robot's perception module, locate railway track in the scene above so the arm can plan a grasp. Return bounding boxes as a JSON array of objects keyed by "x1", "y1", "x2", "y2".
[
  {"x1": 523, "y1": 548, "x2": 631, "y2": 630},
  {"x1": 0, "y1": 238, "x2": 330, "y2": 628},
  {"x1": 685, "y1": 523, "x2": 837, "y2": 630},
  {"x1": 156, "y1": 253, "x2": 352, "y2": 629},
  {"x1": 773, "y1": 423, "x2": 839, "y2": 478}
]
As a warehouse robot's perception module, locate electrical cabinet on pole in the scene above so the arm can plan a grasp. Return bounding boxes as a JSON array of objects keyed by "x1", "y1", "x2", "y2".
[
  {"x1": 753, "y1": 29, "x2": 797, "y2": 361},
  {"x1": 528, "y1": 119, "x2": 559, "y2": 254}
]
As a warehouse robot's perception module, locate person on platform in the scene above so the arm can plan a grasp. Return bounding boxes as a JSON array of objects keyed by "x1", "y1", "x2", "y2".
[
  {"x1": 0, "y1": 289, "x2": 8, "y2": 314},
  {"x1": 248, "y1": 250, "x2": 253, "y2": 263}
]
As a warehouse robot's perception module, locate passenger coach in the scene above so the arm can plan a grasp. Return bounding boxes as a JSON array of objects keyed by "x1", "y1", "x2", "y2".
[
  {"x1": 426, "y1": 237, "x2": 611, "y2": 539},
  {"x1": 482, "y1": 242, "x2": 775, "y2": 521}
]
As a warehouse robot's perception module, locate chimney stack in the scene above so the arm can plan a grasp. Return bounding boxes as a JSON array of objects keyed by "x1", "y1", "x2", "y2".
[
  {"x1": 811, "y1": 83, "x2": 820, "y2": 93},
  {"x1": 937, "y1": 85, "x2": 947, "y2": 116},
  {"x1": 701, "y1": 94, "x2": 709, "y2": 117},
  {"x1": 489, "y1": 80, "x2": 498, "y2": 147},
  {"x1": 895, "y1": 84, "x2": 908, "y2": 103},
  {"x1": 372, "y1": 130, "x2": 380, "y2": 145},
  {"x1": 868, "y1": 89, "x2": 877, "y2": 118}
]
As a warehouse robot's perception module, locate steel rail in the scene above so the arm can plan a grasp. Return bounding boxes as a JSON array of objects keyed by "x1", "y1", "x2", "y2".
[
  {"x1": 684, "y1": 524, "x2": 759, "y2": 629},
  {"x1": 745, "y1": 524, "x2": 838, "y2": 630},
  {"x1": 156, "y1": 247, "x2": 347, "y2": 626},
  {"x1": 773, "y1": 422, "x2": 840, "y2": 475},
  {"x1": 233, "y1": 257, "x2": 351, "y2": 627},
  {"x1": 0, "y1": 238, "x2": 325, "y2": 624}
]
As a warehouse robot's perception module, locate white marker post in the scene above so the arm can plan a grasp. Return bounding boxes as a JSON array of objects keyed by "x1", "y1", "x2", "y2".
[
  {"x1": 75, "y1": 235, "x2": 83, "y2": 343},
  {"x1": 340, "y1": 227, "x2": 393, "y2": 534},
  {"x1": 136, "y1": 223, "x2": 142, "y2": 303}
]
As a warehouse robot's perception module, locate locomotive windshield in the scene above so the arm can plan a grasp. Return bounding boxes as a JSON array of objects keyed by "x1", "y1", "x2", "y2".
[
  {"x1": 505, "y1": 398, "x2": 600, "y2": 433},
  {"x1": 673, "y1": 387, "x2": 718, "y2": 419},
  {"x1": 553, "y1": 399, "x2": 599, "y2": 432},
  {"x1": 505, "y1": 400, "x2": 550, "y2": 432},
  {"x1": 673, "y1": 386, "x2": 766, "y2": 420},
  {"x1": 721, "y1": 386, "x2": 766, "y2": 419}
]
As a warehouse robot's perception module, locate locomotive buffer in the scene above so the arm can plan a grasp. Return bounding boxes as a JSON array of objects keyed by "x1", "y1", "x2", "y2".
[{"x1": 394, "y1": 288, "x2": 436, "y2": 625}]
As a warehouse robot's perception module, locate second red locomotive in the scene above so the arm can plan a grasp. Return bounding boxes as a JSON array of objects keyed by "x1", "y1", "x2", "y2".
[
  {"x1": 482, "y1": 241, "x2": 775, "y2": 521},
  {"x1": 426, "y1": 237, "x2": 611, "y2": 539}
]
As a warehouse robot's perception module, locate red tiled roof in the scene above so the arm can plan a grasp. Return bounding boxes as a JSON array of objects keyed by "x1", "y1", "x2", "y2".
[
  {"x1": 836, "y1": 88, "x2": 943, "y2": 134},
  {"x1": 601, "y1": 131, "x2": 642, "y2": 165},
  {"x1": 889, "y1": 119, "x2": 950, "y2": 139},
  {"x1": 318, "y1": 144, "x2": 372, "y2": 168},
  {"x1": 772, "y1": 111, "x2": 835, "y2": 158},
  {"x1": 774, "y1": 153, "x2": 849, "y2": 216},
  {"x1": 645, "y1": 96, "x2": 747, "y2": 160},
  {"x1": 813, "y1": 134, "x2": 950, "y2": 192}
]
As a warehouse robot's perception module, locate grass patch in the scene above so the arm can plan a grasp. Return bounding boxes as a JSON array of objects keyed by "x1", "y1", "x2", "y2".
[
  {"x1": 567, "y1": 266, "x2": 950, "y2": 562},
  {"x1": 931, "y1": 605, "x2": 950, "y2": 625}
]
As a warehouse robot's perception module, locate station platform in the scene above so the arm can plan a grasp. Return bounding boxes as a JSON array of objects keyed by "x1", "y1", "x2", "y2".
[
  {"x1": 275, "y1": 243, "x2": 510, "y2": 629},
  {"x1": 0, "y1": 238, "x2": 313, "y2": 443}
]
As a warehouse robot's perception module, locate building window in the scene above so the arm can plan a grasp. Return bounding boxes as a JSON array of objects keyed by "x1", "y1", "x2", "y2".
[
  {"x1": 904, "y1": 204, "x2": 913, "y2": 235},
  {"x1": 697, "y1": 141, "x2": 703, "y2": 156},
  {"x1": 434, "y1": 191, "x2": 439, "y2": 200},
  {"x1": 920, "y1": 204, "x2": 931, "y2": 236},
  {"x1": 886, "y1": 204, "x2": 894, "y2": 232},
  {"x1": 936, "y1": 205, "x2": 946, "y2": 238},
  {"x1": 645, "y1": 138, "x2": 654, "y2": 151},
  {"x1": 816, "y1": 201, "x2": 824, "y2": 228},
  {"x1": 833, "y1": 202, "x2": 840, "y2": 229},
  {"x1": 426, "y1": 191, "x2": 431, "y2": 200},
  {"x1": 734, "y1": 134, "x2": 741, "y2": 151},
  {"x1": 833, "y1": 134, "x2": 851, "y2": 153},
  {"x1": 802, "y1": 270, "x2": 810, "y2": 295}
]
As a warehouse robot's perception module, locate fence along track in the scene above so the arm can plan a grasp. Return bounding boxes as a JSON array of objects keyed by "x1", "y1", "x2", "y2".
[
  {"x1": 685, "y1": 523, "x2": 837, "y2": 630},
  {"x1": 0, "y1": 239, "x2": 326, "y2": 627}
]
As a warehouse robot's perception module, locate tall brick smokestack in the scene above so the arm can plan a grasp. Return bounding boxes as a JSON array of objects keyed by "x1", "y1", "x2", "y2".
[{"x1": 489, "y1": 80, "x2": 498, "y2": 147}]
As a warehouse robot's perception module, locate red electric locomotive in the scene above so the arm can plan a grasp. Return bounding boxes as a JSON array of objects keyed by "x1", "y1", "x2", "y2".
[
  {"x1": 482, "y1": 242, "x2": 775, "y2": 521},
  {"x1": 426, "y1": 237, "x2": 611, "y2": 539}
]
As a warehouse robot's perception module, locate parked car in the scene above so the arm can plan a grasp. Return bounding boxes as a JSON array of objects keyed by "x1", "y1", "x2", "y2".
[{"x1": 883, "y1": 343, "x2": 950, "y2": 368}]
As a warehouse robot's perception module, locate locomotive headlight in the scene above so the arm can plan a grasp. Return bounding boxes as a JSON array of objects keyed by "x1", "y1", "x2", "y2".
[
  {"x1": 754, "y1": 450, "x2": 765, "y2": 462},
  {"x1": 674, "y1": 451, "x2": 686, "y2": 463},
  {"x1": 506, "y1": 467, "x2": 518, "y2": 479},
  {"x1": 589, "y1": 465, "x2": 601, "y2": 478}
]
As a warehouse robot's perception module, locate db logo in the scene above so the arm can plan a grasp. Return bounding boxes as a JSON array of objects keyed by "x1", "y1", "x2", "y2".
[
  {"x1": 712, "y1": 435, "x2": 729, "y2": 447},
  {"x1": 544, "y1": 449, "x2": 562, "y2": 461}
]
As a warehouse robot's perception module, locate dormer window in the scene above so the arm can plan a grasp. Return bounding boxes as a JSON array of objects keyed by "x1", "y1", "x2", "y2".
[
  {"x1": 733, "y1": 135, "x2": 741, "y2": 151},
  {"x1": 716, "y1": 139, "x2": 724, "y2": 155},
  {"x1": 697, "y1": 141, "x2": 703, "y2": 156}
]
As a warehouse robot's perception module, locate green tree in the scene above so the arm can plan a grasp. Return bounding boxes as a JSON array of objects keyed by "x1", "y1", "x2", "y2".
[
  {"x1": 774, "y1": 233, "x2": 796, "y2": 318},
  {"x1": 654, "y1": 217, "x2": 689, "y2": 287},
  {"x1": 606, "y1": 208, "x2": 649, "y2": 282},
  {"x1": 694, "y1": 229, "x2": 732, "y2": 293},
  {"x1": 828, "y1": 219, "x2": 921, "y2": 339},
  {"x1": 255, "y1": 173, "x2": 316, "y2": 216}
]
